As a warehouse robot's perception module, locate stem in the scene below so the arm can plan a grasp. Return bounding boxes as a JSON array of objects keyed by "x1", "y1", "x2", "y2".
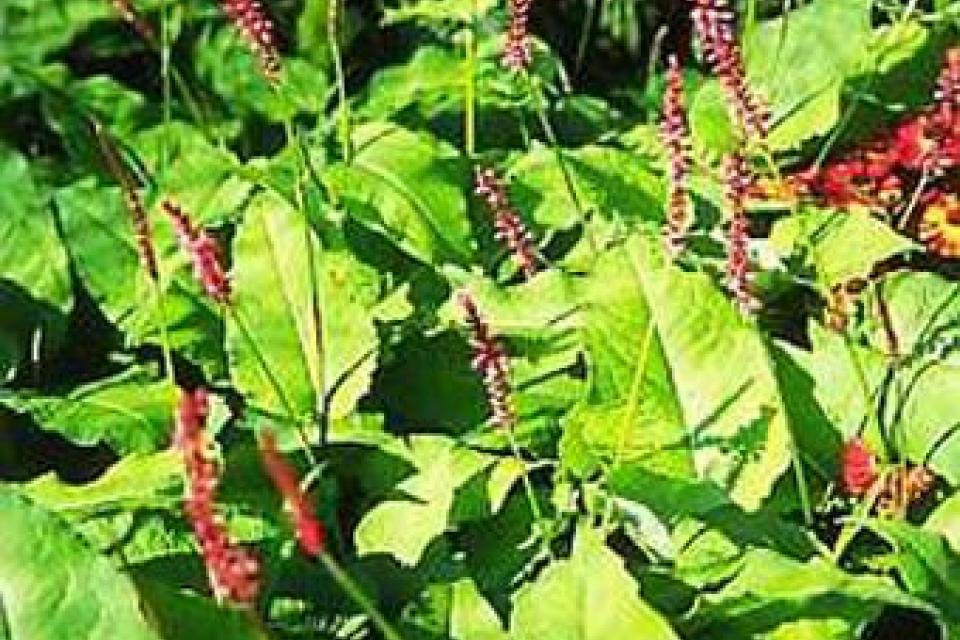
[
  {"x1": 328, "y1": 0, "x2": 352, "y2": 162},
  {"x1": 464, "y1": 2, "x2": 478, "y2": 158},
  {"x1": 153, "y1": 277, "x2": 178, "y2": 392},
  {"x1": 159, "y1": 0, "x2": 172, "y2": 167},
  {"x1": 506, "y1": 428, "x2": 555, "y2": 560},
  {"x1": 318, "y1": 552, "x2": 405, "y2": 640}
]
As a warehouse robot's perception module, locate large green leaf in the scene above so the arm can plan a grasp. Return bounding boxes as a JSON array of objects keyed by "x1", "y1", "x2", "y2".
[
  {"x1": 0, "y1": 367, "x2": 175, "y2": 454},
  {"x1": 686, "y1": 547, "x2": 937, "y2": 639},
  {"x1": 324, "y1": 123, "x2": 472, "y2": 266},
  {"x1": 228, "y1": 189, "x2": 406, "y2": 424},
  {"x1": 55, "y1": 178, "x2": 226, "y2": 377},
  {"x1": 0, "y1": 487, "x2": 160, "y2": 640},
  {"x1": 0, "y1": 149, "x2": 73, "y2": 379},
  {"x1": 509, "y1": 526, "x2": 679, "y2": 640}
]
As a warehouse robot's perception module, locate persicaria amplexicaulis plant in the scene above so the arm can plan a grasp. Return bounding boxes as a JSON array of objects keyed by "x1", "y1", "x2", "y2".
[
  {"x1": 661, "y1": 54, "x2": 694, "y2": 257},
  {"x1": 161, "y1": 200, "x2": 232, "y2": 304},
  {"x1": 690, "y1": 0, "x2": 770, "y2": 138},
  {"x1": 503, "y1": 0, "x2": 533, "y2": 71},
  {"x1": 474, "y1": 167, "x2": 540, "y2": 278},
  {"x1": 458, "y1": 292, "x2": 517, "y2": 430},
  {"x1": 723, "y1": 153, "x2": 758, "y2": 315},
  {"x1": 259, "y1": 431, "x2": 327, "y2": 558},
  {"x1": 221, "y1": 0, "x2": 281, "y2": 81},
  {"x1": 174, "y1": 388, "x2": 261, "y2": 606}
]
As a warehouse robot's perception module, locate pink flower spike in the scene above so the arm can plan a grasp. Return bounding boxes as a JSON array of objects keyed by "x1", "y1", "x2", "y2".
[
  {"x1": 174, "y1": 388, "x2": 261, "y2": 606},
  {"x1": 690, "y1": 0, "x2": 770, "y2": 138},
  {"x1": 840, "y1": 438, "x2": 878, "y2": 497},
  {"x1": 661, "y1": 55, "x2": 694, "y2": 257},
  {"x1": 474, "y1": 168, "x2": 540, "y2": 279},
  {"x1": 934, "y1": 47, "x2": 960, "y2": 119},
  {"x1": 221, "y1": 0, "x2": 281, "y2": 81},
  {"x1": 723, "y1": 153, "x2": 759, "y2": 315},
  {"x1": 503, "y1": 0, "x2": 533, "y2": 71},
  {"x1": 258, "y1": 431, "x2": 327, "y2": 558},
  {"x1": 458, "y1": 292, "x2": 517, "y2": 430},
  {"x1": 161, "y1": 200, "x2": 232, "y2": 304}
]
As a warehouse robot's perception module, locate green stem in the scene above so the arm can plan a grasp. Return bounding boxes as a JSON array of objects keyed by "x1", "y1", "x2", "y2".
[
  {"x1": 328, "y1": 0, "x2": 352, "y2": 162},
  {"x1": 506, "y1": 428, "x2": 555, "y2": 560},
  {"x1": 318, "y1": 552, "x2": 405, "y2": 640},
  {"x1": 464, "y1": 5, "x2": 477, "y2": 158},
  {"x1": 153, "y1": 277, "x2": 178, "y2": 392},
  {"x1": 159, "y1": 0, "x2": 172, "y2": 167}
]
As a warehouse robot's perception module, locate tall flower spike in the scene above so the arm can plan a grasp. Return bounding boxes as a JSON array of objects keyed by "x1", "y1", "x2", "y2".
[
  {"x1": 661, "y1": 55, "x2": 694, "y2": 257},
  {"x1": 161, "y1": 201, "x2": 232, "y2": 304},
  {"x1": 840, "y1": 438, "x2": 878, "y2": 497},
  {"x1": 458, "y1": 292, "x2": 517, "y2": 430},
  {"x1": 474, "y1": 168, "x2": 540, "y2": 278},
  {"x1": 258, "y1": 431, "x2": 327, "y2": 558},
  {"x1": 690, "y1": 0, "x2": 770, "y2": 138},
  {"x1": 503, "y1": 0, "x2": 533, "y2": 71},
  {"x1": 93, "y1": 123, "x2": 159, "y2": 281},
  {"x1": 723, "y1": 153, "x2": 758, "y2": 315},
  {"x1": 221, "y1": 0, "x2": 281, "y2": 81},
  {"x1": 174, "y1": 388, "x2": 261, "y2": 606}
]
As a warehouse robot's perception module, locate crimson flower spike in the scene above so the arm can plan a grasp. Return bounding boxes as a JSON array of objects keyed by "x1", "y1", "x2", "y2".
[
  {"x1": 93, "y1": 122, "x2": 159, "y2": 281},
  {"x1": 258, "y1": 431, "x2": 327, "y2": 558},
  {"x1": 503, "y1": 0, "x2": 534, "y2": 71},
  {"x1": 690, "y1": 0, "x2": 769, "y2": 139},
  {"x1": 839, "y1": 438, "x2": 878, "y2": 497},
  {"x1": 458, "y1": 292, "x2": 517, "y2": 430},
  {"x1": 220, "y1": 0, "x2": 281, "y2": 81},
  {"x1": 474, "y1": 168, "x2": 540, "y2": 279},
  {"x1": 723, "y1": 153, "x2": 759, "y2": 315},
  {"x1": 174, "y1": 388, "x2": 261, "y2": 606},
  {"x1": 661, "y1": 55, "x2": 695, "y2": 257},
  {"x1": 161, "y1": 201, "x2": 232, "y2": 304}
]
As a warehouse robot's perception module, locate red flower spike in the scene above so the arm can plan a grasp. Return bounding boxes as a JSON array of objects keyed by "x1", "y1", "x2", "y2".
[
  {"x1": 175, "y1": 388, "x2": 261, "y2": 606},
  {"x1": 474, "y1": 168, "x2": 540, "y2": 278},
  {"x1": 840, "y1": 438, "x2": 879, "y2": 497},
  {"x1": 458, "y1": 292, "x2": 517, "y2": 430},
  {"x1": 690, "y1": 0, "x2": 770, "y2": 138},
  {"x1": 258, "y1": 431, "x2": 327, "y2": 558},
  {"x1": 503, "y1": 0, "x2": 533, "y2": 71},
  {"x1": 661, "y1": 55, "x2": 694, "y2": 257},
  {"x1": 161, "y1": 200, "x2": 232, "y2": 304},
  {"x1": 221, "y1": 0, "x2": 281, "y2": 81},
  {"x1": 723, "y1": 153, "x2": 758, "y2": 315}
]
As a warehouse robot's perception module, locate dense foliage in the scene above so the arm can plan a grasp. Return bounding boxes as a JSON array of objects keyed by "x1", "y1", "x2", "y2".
[{"x1": 2, "y1": 0, "x2": 960, "y2": 638}]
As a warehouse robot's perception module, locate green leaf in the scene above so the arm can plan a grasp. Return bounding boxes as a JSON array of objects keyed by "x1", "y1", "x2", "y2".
[
  {"x1": 926, "y1": 491, "x2": 960, "y2": 554},
  {"x1": 0, "y1": 149, "x2": 73, "y2": 378},
  {"x1": 0, "y1": 368, "x2": 175, "y2": 455},
  {"x1": 324, "y1": 123, "x2": 472, "y2": 266},
  {"x1": 769, "y1": 208, "x2": 915, "y2": 291},
  {"x1": 509, "y1": 527, "x2": 679, "y2": 640},
  {"x1": 227, "y1": 189, "x2": 397, "y2": 423},
  {"x1": 55, "y1": 178, "x2": 226, "y2": 377},
  {"x1": 449, "y1": 578, "x2": 508, "y2": 640},
  {"x1": 0, "y1": 487, "x2": 160, "y2": 640},
  {"x1": 134, "y1": 578, "x2": 269, "y2": 640},
  {"x1": 687, "y1": 547, "x2": 937, "y2": 639}
]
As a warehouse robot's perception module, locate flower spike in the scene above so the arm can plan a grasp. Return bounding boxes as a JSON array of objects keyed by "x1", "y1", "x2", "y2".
[
  {"x1": 161, "y1": 200, "x2": 232, "y2": 304},
  {"x1": 503, "y1": 0, "x2": 533, "y2": 71},
  {"x1": 474, "y1": 168, "x2": 540, "y2": 279},
  {"x1": 220, "y1": 0, "x2": 281, "y2": 81},
  {"x1": 174, "y1": 388, "x2": 261, "y2": 605},
  {"x1": 458, "y1": 292, "x2": 517, "y2": 430},
  {"x1": 661, "y1": 55, "x2": 694, "y2": 256},
  {"x1": 723, "y1": 153, "x2": 759, "y2": 315}
]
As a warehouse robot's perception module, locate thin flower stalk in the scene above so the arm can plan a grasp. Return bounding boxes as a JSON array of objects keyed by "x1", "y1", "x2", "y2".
[
  {"x1": 110, "y1": 0, "x2": 157, "y2": 44},
  {"x1": 503, "y1": 0, "x2": 533, "y2": 71},
  {"x1": 690, "y1": 0, "x2": 769, "y2": 138},
  {"x1": 474, "y1": 168, "x2": 540, "y2": 278},
  {"x1": 220, "y1": 0, "x2": 281, "y2": 81},
  {"x1": 161, "y1": 200, "x2": 231, "y2": 304},
  {"x1": 258, "y1": 431, "x2": 326, "y2": 558},
  {"x1": 723, "y1": 153, "x2": 758, "y2": 315},
  {"x1": 174, "y1": 388, "x2": 261, "y2": 606},
  {"x1": 661, "y1": 54, "x2": 694, "y2": 256},
  {"x1": 458, "y1": 291, "x2": 517, "y2": 430}
]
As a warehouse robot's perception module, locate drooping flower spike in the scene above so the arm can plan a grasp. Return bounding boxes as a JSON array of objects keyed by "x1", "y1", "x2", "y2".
[
  {"x1": 93, "y1": 121, "x2": 159, "y2": 281},
  {"x1": 661, "y1": 54, "x2": 694, "y2": 257},
  {"x1": 690, "y1": 0, "x2": 770, "y2": 138},
  {"x1": 220, "y1": 0, "x2": 281, "y2": 81},
  {"x1": 161, "y1": 200, "x2": 232, "y2": 304},
  {"x1": 503, "y1": 0, "x2": 534, "y2": 71},
  {"x1": 458, "y1": 292, "x2": 517, "y2": 430},
  {"x1": 474, "y1": 168, "x2": 540, "y2": 279},
  {"x1": 723, "y1": 153, "x2": 758, "y2": 315},
  {"x1": 174, "y1": 388, "x2": 261, "y2": 606},
  {"x1": 258, "y1": 431, "x2": 327, "y2": 558}
]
